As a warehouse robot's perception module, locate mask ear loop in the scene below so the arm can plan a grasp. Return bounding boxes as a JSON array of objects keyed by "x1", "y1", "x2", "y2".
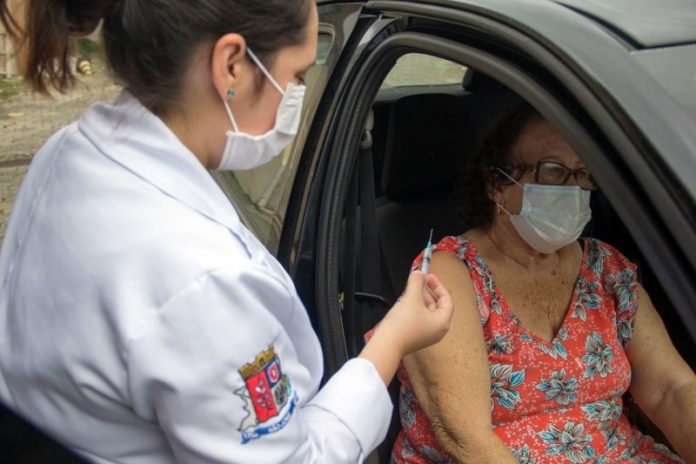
[
  {"x1": 494, "y1": 167, "x2": 522, "y2": 216},
  {"x1": 246, "y1": 48, "x2": 285, "y2": 95},
  {"x1": 497, "y1": 202, "x2": 513, "y2": 216},
  {"x1": 495, "y1": 166, "x2": 523, "y2": 187},
  {"x1": 223, "y1": 98, "x2": 240, "y2": 132}
]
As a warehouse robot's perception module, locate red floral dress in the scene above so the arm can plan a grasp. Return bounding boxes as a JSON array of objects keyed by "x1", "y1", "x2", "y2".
[{"x1": 392, "y1": 236, "x2": 684, "y2": 463}]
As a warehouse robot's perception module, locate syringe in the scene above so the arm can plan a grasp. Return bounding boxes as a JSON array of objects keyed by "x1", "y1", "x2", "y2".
[{"x1": 421, "y1": 228, "x2": 434, "y2": 275}]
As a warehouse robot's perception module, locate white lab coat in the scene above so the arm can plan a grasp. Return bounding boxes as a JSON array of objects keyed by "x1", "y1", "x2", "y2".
[{"x1": 0, "y1": 91, "x2": 392, "y2": 463}]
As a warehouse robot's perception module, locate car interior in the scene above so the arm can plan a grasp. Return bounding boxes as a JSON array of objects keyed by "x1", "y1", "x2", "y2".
[
  {"x1": 0, "y1": 405, "x2": 82, "y2": 462},
  {"x1": 337, "y1": 54, "x2": 696, "y2": 462}
]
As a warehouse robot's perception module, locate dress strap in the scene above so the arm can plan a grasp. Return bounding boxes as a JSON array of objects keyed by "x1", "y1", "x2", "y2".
[
  {"x1": 410, "y1": 235, "x2": 495, "y2": 324},
  {"x1": 585, "y1": 238, "x2": 639, "y2": 347}
]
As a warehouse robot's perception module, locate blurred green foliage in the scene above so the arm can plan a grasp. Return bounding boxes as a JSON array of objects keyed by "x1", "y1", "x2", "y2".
[
  {"x1": 0, "y1": 76, "x2": 21, "y2": 101},
  {"x1": 75, "y1": 38, "x2": 100, "y2": 57}
]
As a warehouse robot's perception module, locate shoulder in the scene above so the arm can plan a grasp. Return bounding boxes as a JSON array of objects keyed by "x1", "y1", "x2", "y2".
[
  {"x1": 428, "y1": 241, "x2": 479, "y2": 318},
  {"x1": 430, "y1": 247, "x2": 472, "y2": 278},
  {"x1": 584, "y1": 237, "x2": 637, "y2": 278},
  {"x1": 76, "y1": 193, "x2": 269, "y2": 328},
  {"x1": 417, "y1": 236, "x2": 476, "y2": 290},
  {"x1": 426, "y1": 235, "x2": 491, "y2": 306},
  {"x1": 411, "y1": 235, "x2": 474, "y2": 269},
  {"x1": 583, "y1": 239, "x2": 639, "y2": 341}
]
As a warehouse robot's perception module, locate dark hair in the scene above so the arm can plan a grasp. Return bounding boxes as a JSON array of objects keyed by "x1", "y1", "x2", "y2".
[
  {"x1": 1, "y1": 0, "x2": 313, "y2": 114},
  {"x1": 456, "y1": 101, "x2": 544, "y2": 231}
]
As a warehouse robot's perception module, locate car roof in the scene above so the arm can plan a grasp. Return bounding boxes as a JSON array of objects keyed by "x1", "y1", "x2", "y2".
[
  {"x1": 319, "y1": 0, "x2": 696, "y2": 48},
  {"x1": 552, "y1": 0, "x2": 696, "y2": 48}
]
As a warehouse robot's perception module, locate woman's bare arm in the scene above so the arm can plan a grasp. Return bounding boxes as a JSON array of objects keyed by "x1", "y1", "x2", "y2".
[
  {"x1": 627, "y1": 284, "x2": 696, "y2": 463},
  {"x1": 403, "y1": 252, "x2": 517, "y2": 463},
  {"x1": 361, "y1": 271, "x2": 453, "y2": 385}
]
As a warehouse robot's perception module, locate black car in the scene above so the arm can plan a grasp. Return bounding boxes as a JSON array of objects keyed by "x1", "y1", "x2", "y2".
[
  {"x1": 3, "y1": 0, "x2": 696, "y2": 461},
  {"x1": 215, "y1": 0, "x2": 696, "y2": 460}
]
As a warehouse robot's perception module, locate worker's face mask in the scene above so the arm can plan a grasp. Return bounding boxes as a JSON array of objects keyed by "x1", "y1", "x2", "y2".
[
  {"x1": 216, "y1": 48, "x2": 305, "y2": 171},
  {"x1": 495, "y1": 168, "x2": 592, "y2": 254}
]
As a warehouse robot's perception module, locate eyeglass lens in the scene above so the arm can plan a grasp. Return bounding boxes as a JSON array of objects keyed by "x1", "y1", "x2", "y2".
[{"x1": 536, "y1": 161, "x2": 597, "y2": 190}]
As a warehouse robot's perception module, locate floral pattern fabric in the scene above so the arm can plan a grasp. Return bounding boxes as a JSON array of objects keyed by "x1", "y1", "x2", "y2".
[{"x1": 391, "y1": 236, "x2": 683, "y2": 463}]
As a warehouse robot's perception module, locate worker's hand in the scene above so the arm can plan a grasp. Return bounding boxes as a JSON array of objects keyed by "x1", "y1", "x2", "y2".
[{"x1": 381, "y1": 270, "x2": 453, "y2": 356}]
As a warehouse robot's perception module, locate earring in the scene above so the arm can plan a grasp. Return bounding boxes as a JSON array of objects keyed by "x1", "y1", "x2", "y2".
[{"x1": 227, "y1": 89, "x2": 236, "y2": 100}]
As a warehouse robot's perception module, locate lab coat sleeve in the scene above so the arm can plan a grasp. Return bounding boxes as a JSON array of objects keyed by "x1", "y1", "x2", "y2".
[{"x1": 125, "y1": 266, "x2": 392, "y2": 463}]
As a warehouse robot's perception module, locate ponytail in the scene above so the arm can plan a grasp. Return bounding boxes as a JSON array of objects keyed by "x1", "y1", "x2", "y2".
[{"x1": 2, "y1": 0, "x2": 114, "y2": 94}]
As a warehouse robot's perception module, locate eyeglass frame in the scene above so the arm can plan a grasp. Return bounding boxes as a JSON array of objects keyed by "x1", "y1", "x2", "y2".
[{"x1": 499, "y1": 159, "x2": 598, "y2": 191}]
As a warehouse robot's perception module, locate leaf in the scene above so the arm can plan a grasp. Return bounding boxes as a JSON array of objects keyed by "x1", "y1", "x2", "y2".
[
  {"x1": 584, "y1": 446, "x2": 596, "y2": 458},
  {"x1": 536, "y1": 382, "x2": 550, "y2": 393},
  {"x1": 540, "y1": 343, "x2": 558, "y2": 359},
  {"x1": 584, "y1": 293, "x2": 602, "y2": 309},
  {"x1": 509, "y1": 370, "x2": 526, "y2": 386},
  {"x1": 509, "y1": 390, "x2": 522, "y2": 403},
  {"x1": 539, "y1": 432, "x2": 558, "y2": 443},
  {"x1": 497, "y1": 395, "x2": 515, "y2": 410},
  {"x1": 573, "y1": 305, "x2": 587, "y2": 321},
  {"x1": 490, "y1": 363, "x2": 512, "y2": 380}
]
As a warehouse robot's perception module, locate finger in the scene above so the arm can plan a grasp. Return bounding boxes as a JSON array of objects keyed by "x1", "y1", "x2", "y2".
[
  {"x1": 422, "y1": 287, "x2": 436, "y2": 309},
  {"x1": 425, "y1": 274, "x2": 449, "y2": 299},
  {"x1": 425, "y1": 275, "x2": 453, "y2": 313},
  {"x1": 437, "y1": 291, "x2": 453, "y2": 313}
]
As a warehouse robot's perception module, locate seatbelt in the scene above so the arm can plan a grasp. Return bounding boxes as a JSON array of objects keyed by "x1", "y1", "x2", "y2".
[
  {"x1": 355, "y1": 112, "x2": 393, "y2": 332},
  {"x1": 342, "y1": 110, "x2": 393, "y2": 355},
  {"x1": 357, "y1": 111, "x2": 382, "y2": 297}
]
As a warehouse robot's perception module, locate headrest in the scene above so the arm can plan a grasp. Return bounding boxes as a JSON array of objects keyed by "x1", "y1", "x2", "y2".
[
  {"x1": 381, "y1": 93, "x2": 474, "y2": 199},
  {"x1": 465, "y1": 69, "x2": 509, "y2": 93}
]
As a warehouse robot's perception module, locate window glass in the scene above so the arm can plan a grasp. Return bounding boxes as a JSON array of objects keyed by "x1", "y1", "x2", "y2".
[
  {"x1": 381, "y1": 53, "x2": 468, "y2": 89},
  {"x1": 212, "y1": 30, "x2": 335, "y2": 253}
]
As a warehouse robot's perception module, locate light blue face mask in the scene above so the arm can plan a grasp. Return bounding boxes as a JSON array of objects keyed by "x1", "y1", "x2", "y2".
[
  {"x1": 496, "y1": 168, "x2": 592, "y2": 254},
  {"x1": 216, "y1": 48, "x2": 306, "y2": 171}
]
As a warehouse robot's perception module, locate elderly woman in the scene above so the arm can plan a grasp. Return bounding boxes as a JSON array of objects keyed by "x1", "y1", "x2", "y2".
[{"x1": 393, "y1": 102, "x2": 696, "y2": 463}]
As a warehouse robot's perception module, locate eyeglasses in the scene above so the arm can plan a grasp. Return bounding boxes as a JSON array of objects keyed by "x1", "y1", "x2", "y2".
[{"x1": 508, "y1": 160, "x2": 598, "y2": 191}]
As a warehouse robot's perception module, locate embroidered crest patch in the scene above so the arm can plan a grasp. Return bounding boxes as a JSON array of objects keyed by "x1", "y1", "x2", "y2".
[{"x1": 235, "y1": 345, "x2": 297, "y2": 444}]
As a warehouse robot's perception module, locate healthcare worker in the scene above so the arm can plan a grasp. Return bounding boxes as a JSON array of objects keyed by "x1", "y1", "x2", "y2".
[{"x1": 0, "y1": 0, "x2": 453, "y2": 463}]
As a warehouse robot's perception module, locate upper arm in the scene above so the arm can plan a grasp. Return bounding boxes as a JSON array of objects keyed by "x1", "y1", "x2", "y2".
[
  {"x1": 127, "y1": 266, "x2": 386, "y2": 463},
  {"x1": 403, "y1": 251, "x2": 493, "y2": 444},
  {"x1": 627, "y1": 284, "x2": 696, "y2": 413}
]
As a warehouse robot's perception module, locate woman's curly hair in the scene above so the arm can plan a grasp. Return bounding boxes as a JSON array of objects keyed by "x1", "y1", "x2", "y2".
[{"x1": 456, "y1": 101, "x2": 543, "y2": 231}]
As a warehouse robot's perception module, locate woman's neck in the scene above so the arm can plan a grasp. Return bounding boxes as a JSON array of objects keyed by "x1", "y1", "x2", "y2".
[{"x1": 164, "y1": 115, "x2": 212, "y2": 167}]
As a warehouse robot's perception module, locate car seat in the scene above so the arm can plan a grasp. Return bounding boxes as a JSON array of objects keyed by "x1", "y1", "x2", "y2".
[
  {"x1": 377, "y1": 79, "x2": 521, "y2": 295},
  {"x1": 376, "y1": 93, "x2": 471, "y2": 292}
]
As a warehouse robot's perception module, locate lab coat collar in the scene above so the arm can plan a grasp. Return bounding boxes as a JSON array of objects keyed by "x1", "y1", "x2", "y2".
[{"x1": 79, "y1": 90, "x2": 246, "y2": 239}]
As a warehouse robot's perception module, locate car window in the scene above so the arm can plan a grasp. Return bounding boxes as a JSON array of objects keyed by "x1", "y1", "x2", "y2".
[
  {"x1": 381, "y1": 53, "x2": 468, "y2": 89},
  {"x1": 212, "y1": 31, "x2": 336, "y2": 253}
]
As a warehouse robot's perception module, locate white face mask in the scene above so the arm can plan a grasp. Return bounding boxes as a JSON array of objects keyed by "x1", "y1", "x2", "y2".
[
  {"x1": 496, "y1": 168, "x2": 592, "y2": 254},
  {"x1": 216, "y1": 48, "x2": 306, "y2": 171}
]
